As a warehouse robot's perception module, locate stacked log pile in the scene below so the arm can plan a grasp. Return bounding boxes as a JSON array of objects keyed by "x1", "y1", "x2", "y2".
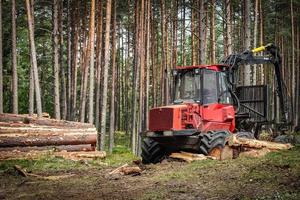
[{"x1": 0, "y1": 114, "x2": 97, "y2": 151}]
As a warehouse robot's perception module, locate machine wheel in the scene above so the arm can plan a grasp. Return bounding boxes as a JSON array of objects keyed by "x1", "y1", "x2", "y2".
[
  {"x1": 235, "y1": 132, "x2": 255, "y2": 139},
  {"x1": 199, "y1": 130, "x2": 229, "y2": 157},
  {"x1": 141, "y1": 137, "x2": 165, "y2": 164}
]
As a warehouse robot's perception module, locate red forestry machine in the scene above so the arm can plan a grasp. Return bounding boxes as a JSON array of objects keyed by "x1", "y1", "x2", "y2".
[{"x1": 141, "y1": 43, "x2": 292, "y2": 164}]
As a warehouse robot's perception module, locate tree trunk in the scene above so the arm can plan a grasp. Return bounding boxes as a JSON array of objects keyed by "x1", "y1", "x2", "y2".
[
  {"x1": 53, "y1": 0, "x2": 61, "y2": 119},
  {"x1": 11, "y1": 0, "x2": 18, "y2": 114},
  {"x1": 0, "y1": 0, "x2": 2, "y2": 114},
  {"x1": 58, "y1": 1, "x2": 67, "y2": 120},
  {"x1": 88, "y1": 0, "x2": 96, "y2": 124},
  {"x1": 290, "y1": 0, "x2": 295, "y2": 127},
  {"x1": 25, "y1": 0, "x2": 42, "y2": 117},
  {"x1": 225, "y1": 0, "x2": 232, "y2": 55},
  {"x1": 99, "y1": 0, "x2": 112, "y2": 151},
  {"x1": 79, "y1": 3, "x2": 89, "y2": 123},
  {"x1": 259, "y1": 0, "x2": 264, "y2": 84},
  {"x1": 109, "y1": 0, "x2": 117, "y2": 153},
  {"x1": 199, "y1": 0, "x2": 206, "y2": 64},
  {"x1": 70, "y1": 1, "x2": 80, "y2": 121},
  {"x1": 145, "y1": 0, "x2": 151, "y2": 130},
  {"x1": 243, "y1": 0, "x2": 251, "y2": 86},
  {"x1": 95, "y1": 0, "x2": 103, "y2": 129},
  {"x1": 131, "y1": 0, "x2": 140, "y2": 153},
  {"x1": 66, "y1": 0, "x2": 72, "y2": 120},
  {"x1": 210, "y1": 0, "x2": 216, "y2": 64},
  {"x1": 253, "y1": 0, "x2": 259, "y2": 85},
  {"x1": 28, "y1": 0, "x2": 35, "y2": 116}
]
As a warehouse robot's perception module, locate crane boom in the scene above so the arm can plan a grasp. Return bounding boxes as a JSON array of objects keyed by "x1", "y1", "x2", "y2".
[{"x1": 222, "y1": 44, "x2": 289, "y2": 124}]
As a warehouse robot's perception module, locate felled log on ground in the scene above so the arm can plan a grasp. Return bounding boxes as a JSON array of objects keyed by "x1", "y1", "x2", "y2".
[
  {"x1": 0, "y1": 150, "x2": 50, "y2": 160},
  {"x1": 0, "y1": 113, "x2": 94, "y2": 128},
  {"x1": 0, "y1": 133, "x2": 96, "y2": 147},
  {"x1": 0, "y1": 144, "x2": 95, "y2": 152},
  {"x1": 54, "y1": 151, "x2": 106, "y2": 161},
  {"x1": 228, "y1": 135, "x2": 293, "y2": 150},
  {"x1": 239, "y1": 148, "x2": 271, "y2": 158},
  {"x1": 170, "y1": 151, "x2": 216, "y2": 163},
  {"x1": 109, "y1": 164, "x2": 142, "y2": 175}
]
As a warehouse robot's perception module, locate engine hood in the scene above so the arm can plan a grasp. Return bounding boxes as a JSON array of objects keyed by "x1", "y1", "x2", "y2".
[{"x1": 148, "y1": 105, "x2": 189, "y2": 131}]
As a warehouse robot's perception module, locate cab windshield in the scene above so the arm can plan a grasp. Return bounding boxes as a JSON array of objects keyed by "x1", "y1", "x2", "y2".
[{"x1": 174, "y1": 70, "x2": 200, "y2": 102}]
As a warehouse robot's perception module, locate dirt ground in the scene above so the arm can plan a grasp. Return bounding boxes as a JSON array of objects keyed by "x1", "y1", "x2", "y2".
[{"x1": 1, "y1": 147, "x2": 300, "y2": 200}]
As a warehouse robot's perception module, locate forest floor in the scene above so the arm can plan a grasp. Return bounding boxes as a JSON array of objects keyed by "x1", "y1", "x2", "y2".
[{"x1": 0, "y1": 145, "x2": 300, "y2": 200}]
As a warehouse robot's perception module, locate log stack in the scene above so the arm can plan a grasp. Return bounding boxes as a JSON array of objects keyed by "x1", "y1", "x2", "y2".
[{"x1": 0, "y1": 114, "x2": 97, "y2": 151}]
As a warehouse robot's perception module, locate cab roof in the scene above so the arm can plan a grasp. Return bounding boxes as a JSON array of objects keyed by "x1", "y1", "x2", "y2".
[{"x1": 175, "y1": 64, "x2": 230, "y2": 72}]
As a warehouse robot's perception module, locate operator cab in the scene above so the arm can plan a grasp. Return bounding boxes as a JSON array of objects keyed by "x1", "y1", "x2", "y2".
[{"x1": 173, "y1": 65, "x2": 232, "y2": 105}]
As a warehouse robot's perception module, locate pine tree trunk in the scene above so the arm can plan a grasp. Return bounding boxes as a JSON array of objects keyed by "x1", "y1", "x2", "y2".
[
  {"x1": 11, "y1": 0, "x2": 18, "y2": 114},
  {"x1": 290, "y1": 0, "x2": 295, "y2": 127},
  {"x1": 79, "y1": 3, "x2": 89, "y2": 122},
  {"x1": 145, "y1": 0, "x2": 151, "y2": 130},
  {"x1": 253, "y1": 0, "x2": 259, "y2": 85},
  {"x1": 182, "y1": 0, "x2": 186, "y2": 66},
  {"x1": 0, "y1": 0, "x2": 3, "y2": 114},
  {"x1": 99, "y1": 0, "x2": 112, "y2": 151},
  {"x1": 131, "y1": 0, "x2": 140, "y2": 153},
  {"x1": 53, "y1": 0, "x2": 61, "y2": 119},
  {"x1": 88, "y1": 0, "x2": 96, "y2": 124},
  {"x1": 59, "y1": 1, "x2": 67, "y2": 120},
  {"x1": 225, "y1": 0, "x2": 232, "y2": 55},
  {"x1": 71, "y1": 1, "x2": 80, "y2": 121},
  {"x1": 243, "y1": 0, "x2": 251, "y2": 86},
  {"x1": 95, "y1": 0, "x2": 103, "y2": 129},
  {"x1": 259, "y1": 0, "x2": 264, "y2": 84},
  {"x1": 199, "y1": 0, "x2": 206, "y2": 64},
  {"x1": 210, "y1": 0, "x2": 216, "y2": 64},
  {"x1": 25, "y1": 0, "x2": 42, "y2": 117},
  {"x1": 109, "y1": 0, "x2": 117, "y2": 153},
  {"x1": 66, "y1": 0, "x2": 72, "y2": 120},
  {"x1": 28, "y1": 0, "x2": 35, "y2": 116}
]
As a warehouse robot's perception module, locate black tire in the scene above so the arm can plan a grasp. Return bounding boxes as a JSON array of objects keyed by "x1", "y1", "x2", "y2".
[
  {"x1": 235, "y1": 131, "x2": 255, "y2": 139},
  {"x1": 141, "y1": 137, "x2": 165, "y2": 164},
  {"x1": 199, "y1": 130, "x2": 229, "y2": 155}
]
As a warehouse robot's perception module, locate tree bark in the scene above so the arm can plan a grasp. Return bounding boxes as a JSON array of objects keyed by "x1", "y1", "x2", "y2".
[
  {"x1": 199, "y1": 0, "x2": 207, "y2": 64},
  {"x1": 290, "y1": 0, "x2": 295, "y2": 127},
  {"x1": 53, "y1": 0, "x2": 61, "y2": 119},
  {"x1": 11, "y1": 0, "x2": 18, "y2": 114},
  {"x1": 26, "y1": 0, "x2": 42, "y2": 117},
  {"x1": 99, "y1": 0, "x2": 112, "y2": 151},
  {"x1": 28, "y1": 0, "x2": 35, "y2": 116},
  {"x1": 225, "y1": 0, "x2": 232, "y2": 55},
  {"x1": 66, "y1": 0, "x2": 72, "y2": 120},
  {"x1": 109, "y1": 0, "x2": 117, "y2": 153},
  {"x1": 95, "y1": 0, "x2": 103, "y2": 129},
  {"x1": 0, "y1": 134, "x2": 96, "y2": 147},
  {"x1": 252, "y1": 0, "x2": 259, "y2": 85},
  {"x1": 243, "y1": 0, "x2": 251, "y2": 85},
  {"x1": 210, "y1": 0, "x2": 216, "y2": 64},
  {"x1": 0, "y1": 0, "x2": 2, "y2": 114},
  {"x1": 88, "y1": 0, "x2": 96, "y2": 124}
]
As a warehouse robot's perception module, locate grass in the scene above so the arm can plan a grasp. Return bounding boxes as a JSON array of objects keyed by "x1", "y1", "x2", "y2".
[{"x1": 143, "y1": 146, "x2": 300, "y2": 200}]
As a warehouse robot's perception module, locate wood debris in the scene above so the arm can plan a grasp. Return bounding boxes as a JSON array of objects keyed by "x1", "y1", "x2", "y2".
[
  {"x1": 170, "y1": 151, "x2": 216, "y2": 163},
  {"x1": 54, "y1": 151, "x2": 106, "y2": 161},
  {"x1": 14, "y1": 165, "x2": 75, "y2": 180},
  {"x1": 109, "y1": 164, "x2": 142, "y2": 175}
]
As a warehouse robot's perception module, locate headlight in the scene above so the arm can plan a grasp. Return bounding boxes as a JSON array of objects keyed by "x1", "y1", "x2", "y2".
[
  {"x1": 163, "y1": 131, "x2": 173, "y2": 136},
  {"x1": 146, "y1": 132, "x2": 155, "y2": 137}
]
